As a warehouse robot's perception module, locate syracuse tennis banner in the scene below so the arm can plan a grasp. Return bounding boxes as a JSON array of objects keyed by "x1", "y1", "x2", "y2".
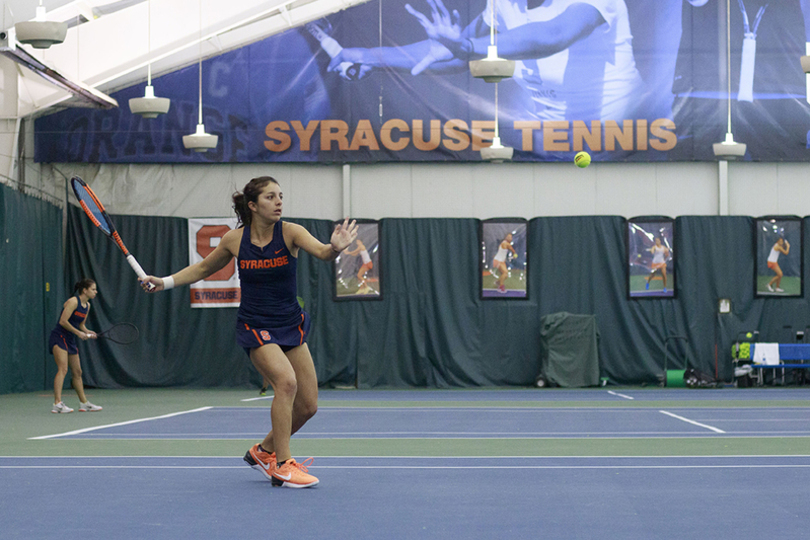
[
  {"x1": 35, "y1": 0, "x2": 810, "y2": 163},
  {"x1": 188, "y1": 218, "x2": 240, "y2": 308}
]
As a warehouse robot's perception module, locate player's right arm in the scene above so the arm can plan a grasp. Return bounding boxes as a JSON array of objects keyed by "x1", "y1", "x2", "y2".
[{"x1": 140, "y1": 228, "x2": 241, "y2": 292}]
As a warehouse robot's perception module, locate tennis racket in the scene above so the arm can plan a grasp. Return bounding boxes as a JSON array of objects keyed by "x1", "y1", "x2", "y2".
[
  {"x1": 96, "y1": 323, "x2": 140, "y2": 345},
  {"x1": 70, "y1": 176, "x2": 153, "y2": 288}
]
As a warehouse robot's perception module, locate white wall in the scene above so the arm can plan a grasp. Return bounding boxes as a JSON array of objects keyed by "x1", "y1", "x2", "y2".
[{"x1": 39, "y1": 159, "x2": 810, "y2": 220}]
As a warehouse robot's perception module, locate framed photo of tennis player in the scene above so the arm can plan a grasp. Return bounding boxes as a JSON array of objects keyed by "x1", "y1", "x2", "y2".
[
  {"x1": 334, "y1": 219, "x2": 381, "y2": 301},
  {"x1": 480, "y1": 218, "x2": 528, "y2": 299},
  {"x1": 627, "y1": 217, "x2": 675, "y2": 299},
  {"x1": 755, "y1": 216, "x2": 802, "y2": 298}
]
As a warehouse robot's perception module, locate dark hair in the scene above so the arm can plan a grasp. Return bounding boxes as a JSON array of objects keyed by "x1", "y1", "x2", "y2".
[
  {"x1": 232, "y1": 176, "x2": 279, "y2": 228},
  {"x1": 74, "y1": 278, "x2": 95, "y2": 295}
]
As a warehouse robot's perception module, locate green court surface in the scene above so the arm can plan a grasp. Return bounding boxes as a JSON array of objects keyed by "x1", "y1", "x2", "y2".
[
  {"x1": 2, "y1": 387, "x2": 808, "y2": 458},
  {"x1": 756, "y1": 275, "x2": 801, "y2": 296},
  {"x1": 629, "y1": 274, "x2": 675, "y2": 293},
  {"x1": 482, "y1": 269, "x2": 526, "y2": 291}
]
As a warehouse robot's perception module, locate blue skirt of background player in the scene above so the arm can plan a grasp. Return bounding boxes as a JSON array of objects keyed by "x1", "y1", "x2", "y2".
[{"x1": 49, "y1": 329, "x2": 78, "y2": 355}]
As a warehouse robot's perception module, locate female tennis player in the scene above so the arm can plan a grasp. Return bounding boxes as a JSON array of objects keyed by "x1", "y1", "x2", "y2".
[
  {"x1": 139, "y1": 176, "x2": 357, "y2": 488},
  {"x1": 644, "y1": 237, "x2": 670, "y2": 292},
  {"x1": 48, "y1": 278, "x2": 102, "y2": 413},
  {"x1": 492, "y1": 232, "x2": 517, "y2": 293},
  {"x1": 766, "y1": 237, "x2": 790, "y2": 293}
]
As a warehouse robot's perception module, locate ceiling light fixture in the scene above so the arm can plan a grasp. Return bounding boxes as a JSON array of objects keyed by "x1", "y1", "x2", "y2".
[
  {"x1": 713, "y1": 0, "x2": 746, "y2": 159},
  {"x1": 183, "y1": 1, "x2": 217, "y2": 152},
  {"x1": 129, "y1": 0, "x2": 170, "y2": 119},
  {"x1": 480, "y1": 81, "x2": 514, "y2": 162},
  {"x1": 468, "y1": 0, "x2": 514, "y2": 83},
  {"x1": 14, "y1": 1, "x2": 68, "y2": 49}
]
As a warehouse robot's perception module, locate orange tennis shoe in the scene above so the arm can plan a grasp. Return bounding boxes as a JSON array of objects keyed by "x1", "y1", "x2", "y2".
[
  {"x1": 271, "y1": 458, "x2": 319, "y2": 488},
  {"x1": 243, "y1": 444, "x2": 276, "y2": 481}
]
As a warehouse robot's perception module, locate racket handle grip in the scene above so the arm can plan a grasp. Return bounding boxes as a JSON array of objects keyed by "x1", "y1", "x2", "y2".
[{"x1": 126, "y1": 254, "x2": 154, "y2": 290}]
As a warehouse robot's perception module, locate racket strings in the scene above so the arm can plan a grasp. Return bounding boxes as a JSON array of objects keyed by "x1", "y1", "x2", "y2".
[
  {"x1": 74, "y1": 185, "x2": 112, "y2": 235},
  {"x1": 103, "y1": 323, "x2": 139, "y2": 344}
]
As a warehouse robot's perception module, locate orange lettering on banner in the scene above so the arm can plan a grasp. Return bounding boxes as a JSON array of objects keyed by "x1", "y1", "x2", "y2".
[
  {"x1": 291, "y1": 120, "x2": 320, "y2": 151},
  {"x1": 514, "y1": 121, "x2": 541, "y2": 151},
  {"x1": 381, "y1": 119, "x2": 410, "y2": 151},
  {"x1": 349, "y1": 120, "x2": 380, "y2": 150},
  {"x1": 190, "y1": 288, "x2": 241, "y2": 305},
  {"x1": 197, "y1": 225, "x2": 235, "y2": 281},
  {"x1": 636, "y1": 119, "x2": 648, "y2": 151},
  {"x1": 443, "y1": 119, "x2": 469, "y2": 151},
  {"x1": 471, "y1": 120, "x2": 495, "y2": 151},
  {"x1": 263, "y1": 117, "x2": 681, "y2": 155},
  {"x1": 604, "y1": 120, "x2": 634, "y2": 151},
  {"x1": 650, "y1": 119, "x2": 677, "y2": 151},
  {"x1": 264, "y1": 121, "x2": 291, "y2": 152},
  {"x1": 543, "y1": 121, "x2": 569, "y2": 152},
  {"x1": 572, "y1": 120, "x2": 601, "y2": 152},
  {"x1": 321, "y1": 120, "x2": 350, "y2": 151},
  {"x1": 412, "y1": 120, "x2": 441, "y2": 151}
]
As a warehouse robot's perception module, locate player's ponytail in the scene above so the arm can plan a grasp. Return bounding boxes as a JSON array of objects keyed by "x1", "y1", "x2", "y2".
[
  {"x1": 74, "y1": 278, "x2": 95, "y2": 295},
  {"x1": 233, "y1": 176, "x2": 278, "y2": 228}
]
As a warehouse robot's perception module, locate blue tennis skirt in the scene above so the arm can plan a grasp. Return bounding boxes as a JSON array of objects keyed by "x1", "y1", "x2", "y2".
[
  {"x1": 49, "y1": 329, "x2": 78, "y2": 355},
  {"x1": 236, "y1": 312, "x2": 311, "y2": 355}
]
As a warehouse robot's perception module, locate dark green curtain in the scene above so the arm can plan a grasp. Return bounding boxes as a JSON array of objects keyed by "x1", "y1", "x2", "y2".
[
  {"x1": 56, "y1": 207, "x2": 810, "y2": 390},
  {"x1": 0, "y1": 184, "x2": 63, "y2": 395}
]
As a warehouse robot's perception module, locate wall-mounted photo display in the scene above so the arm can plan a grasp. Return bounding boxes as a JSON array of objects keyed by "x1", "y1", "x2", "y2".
[
  {"x1": 480, "y1": 219, "x2": 528, "y2": 299},
  {"x1": 334, "y1": 220, "x2": 381, "y2": 301},
  {"x1": 755, "y1": 216, "x2": 802, "y2": 298},
  {"x1": 627, "y1": 217, "x2": 675, "y2": 299}
]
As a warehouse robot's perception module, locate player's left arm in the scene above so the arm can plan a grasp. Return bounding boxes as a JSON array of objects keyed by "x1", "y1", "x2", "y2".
[
  {"x1": 289, "y1": 219, "x2": 358, "y2": 261},
  {"x1": 78, "y1": 305, "x2": 97, "y2": 339},
  {"x1": 467, "y1": 4, "x2": 606, "y2": 60}
]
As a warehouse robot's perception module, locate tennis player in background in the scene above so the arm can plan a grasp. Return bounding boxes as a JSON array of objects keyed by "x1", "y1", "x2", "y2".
[
  {"x1": 48, "y1": 278, "x2": 103, "y2": 413},
  {"x1": 139, "y1": 176, "x2": 357, "y2": 489},
  {"x1": 766, "y1": 237, "x2": 790, "y2": 293},
  {"x1": 492, "y1": 232, "x2": 518, "y2": 293},
  {"x1": 644, "y1": 237, "x2": 670, "y2": 292}
]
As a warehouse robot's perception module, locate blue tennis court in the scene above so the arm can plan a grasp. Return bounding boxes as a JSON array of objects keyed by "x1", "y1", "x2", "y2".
[
  {"x1": 32, "y1": 405, "x2": 810, "y2": 440},
  {"x1": 2, "y1": 455, "x2": 809, "y2": 540},
  {"x1": 2, "y1": 388, "x2": 809, "y2": 540}
]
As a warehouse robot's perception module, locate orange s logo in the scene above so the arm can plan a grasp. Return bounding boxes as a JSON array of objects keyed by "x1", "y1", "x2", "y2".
[{"x1": 197, "y1": 225, "x2": 236, "y2": 281}]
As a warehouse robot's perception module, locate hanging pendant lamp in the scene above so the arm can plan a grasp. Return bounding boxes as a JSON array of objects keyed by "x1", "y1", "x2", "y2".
[
  {"x1": 713, "y1": 0, "x2": 746, "y2": 159},
  {"x1": 469, "y1": 0, "x2": 514, "y2": 83},
  {"x1": 129, "y1": 0, "x2": 170, "y2": 119},
  {"x1": 183, "y1": 1, "x2": 217, "y2": 152},
  {"x1": 15, "y1": 1, "x2": 68, "y2": 49}
]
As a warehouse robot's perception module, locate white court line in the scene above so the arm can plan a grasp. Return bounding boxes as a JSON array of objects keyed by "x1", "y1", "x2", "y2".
[
  {"x1": 659, "y1": 410, "x2": 725, "y2": 433},
  {"x1": 607, "y1": 391, "x2": 634, "y2": 400},
  {"x1": 240, "y1": 396, "x2": 273, "y2": 403},
  {"x1": 27, "y1": 407, "x2": 213, "y2": 440}
]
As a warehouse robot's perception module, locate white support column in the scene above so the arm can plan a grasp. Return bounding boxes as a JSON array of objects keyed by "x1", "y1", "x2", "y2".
[
  {"x1": 718, "y1": 160, "x2": 729, "y2": 216},
  {"x1": 0, "y1": 56, "x2": 19, "y2": 185},
  {"x1": 342, "y1": 163, "x2": 351, "y2": 218}
]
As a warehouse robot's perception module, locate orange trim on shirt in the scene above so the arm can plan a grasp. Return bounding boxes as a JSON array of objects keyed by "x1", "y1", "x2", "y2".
[{"x1": 298, "y1": 314, "x2": 305, "y2": 345}]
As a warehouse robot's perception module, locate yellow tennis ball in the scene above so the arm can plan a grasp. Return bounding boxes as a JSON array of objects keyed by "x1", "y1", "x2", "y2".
[
  {"x1": 746, "y1": 332, "x2": 753, "y2": 338},
  {"x1": 574, "y1": 151, "x2": 591, "y2": 168}
]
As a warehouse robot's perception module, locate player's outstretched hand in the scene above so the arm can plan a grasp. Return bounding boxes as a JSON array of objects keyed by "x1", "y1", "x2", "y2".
[
  {"x1": 139, "y1": 276, "x2": 164, "y2": 293},
  {"x1": 331, "y1": 218, "x2": 359, "y2": 253},
  {"x1": 405, "y1": 0, "x2": 465, "y2": 58}
]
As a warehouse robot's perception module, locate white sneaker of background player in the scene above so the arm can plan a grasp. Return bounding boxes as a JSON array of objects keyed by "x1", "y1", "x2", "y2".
[
  {"x1": 79, "y1": 401, "x2": 102, "y2": 412},
  {"x1": 52, "y1": 401, "x2": 73, "y2": 413}
]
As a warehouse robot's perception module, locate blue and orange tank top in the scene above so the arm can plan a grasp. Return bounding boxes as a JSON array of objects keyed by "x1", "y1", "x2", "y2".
[
  {"x1": 54, "y1": 295, "x2": 89, "y2": 334},
  {"x1": 237, "y1": 221, "x2": 302, "y2": 328}
]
